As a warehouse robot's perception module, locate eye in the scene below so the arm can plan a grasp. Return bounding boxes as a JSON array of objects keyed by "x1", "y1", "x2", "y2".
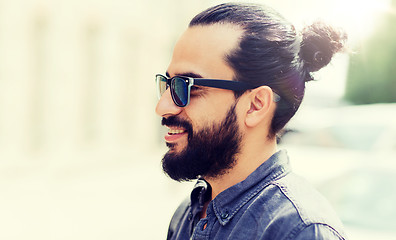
[
  {"x1": 190, "y1": 86, "x2": 204, "y2": 96},
  {"x1": 190, "y1": 86, "x2": 200, "y2": 91}
]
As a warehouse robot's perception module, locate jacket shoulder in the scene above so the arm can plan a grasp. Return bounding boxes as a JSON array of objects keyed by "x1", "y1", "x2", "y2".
[{"x1": 167, "y1": 197, "x2": 190, "y2": 240}]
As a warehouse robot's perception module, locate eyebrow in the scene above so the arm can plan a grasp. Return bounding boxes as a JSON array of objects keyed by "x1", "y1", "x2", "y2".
[{"x1": 165, "y1": 71, "x2": 203, "y2": 79}]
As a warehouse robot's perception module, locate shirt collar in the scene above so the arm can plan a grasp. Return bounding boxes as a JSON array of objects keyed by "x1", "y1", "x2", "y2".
[{"x1": 190, "y1": 150, "x2": 291, "y2": 226}]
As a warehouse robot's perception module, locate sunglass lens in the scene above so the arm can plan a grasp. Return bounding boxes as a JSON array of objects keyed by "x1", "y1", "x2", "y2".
[
  {"x1": 172, "y1": 77, "x2": 189, "y2": 107},
  {"x1": 156, "y1": 75, "x2": 168, "y2": 99}
]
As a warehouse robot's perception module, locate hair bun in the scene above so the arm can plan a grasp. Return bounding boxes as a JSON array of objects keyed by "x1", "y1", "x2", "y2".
[{"x1": 299, "y1": 21, "x2": 347, "y2": 74}]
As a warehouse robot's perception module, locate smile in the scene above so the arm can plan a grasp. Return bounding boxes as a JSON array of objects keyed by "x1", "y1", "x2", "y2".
[
  {"x1": 165, "y1": 127, "x2": 188, "y2": 143},
  {"x1": 168, "y1": 129, "x2": 186, "y2": 135}
]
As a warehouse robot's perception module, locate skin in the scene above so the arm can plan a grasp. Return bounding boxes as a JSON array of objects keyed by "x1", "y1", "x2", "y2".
[{"x1": 155, "y1": 23, "x2": 279, "y2": 218}]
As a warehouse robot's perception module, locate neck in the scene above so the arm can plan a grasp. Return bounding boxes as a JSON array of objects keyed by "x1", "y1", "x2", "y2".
[{"x1": 204, "y1": 135, "x2": 278, "y2": 200}]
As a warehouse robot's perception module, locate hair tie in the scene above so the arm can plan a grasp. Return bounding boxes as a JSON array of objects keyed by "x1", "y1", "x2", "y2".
[{"x1": 313, "y1": 51, "x2": 324, "y2": 63}]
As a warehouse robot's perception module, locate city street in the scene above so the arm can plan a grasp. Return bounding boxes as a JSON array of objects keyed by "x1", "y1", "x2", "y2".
[{"x1": 0, "y1": 150, "x2": 194, "y2": 240}]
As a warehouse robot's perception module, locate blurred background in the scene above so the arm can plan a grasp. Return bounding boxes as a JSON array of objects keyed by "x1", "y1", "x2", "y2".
[{"x1": 0, "y1": 0, "x2": 394, "y2": 239}]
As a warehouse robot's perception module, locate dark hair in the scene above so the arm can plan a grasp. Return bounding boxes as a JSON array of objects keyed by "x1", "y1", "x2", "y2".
[{"x1": 189, "y1": 3, "x2": 347, "y2": 137}]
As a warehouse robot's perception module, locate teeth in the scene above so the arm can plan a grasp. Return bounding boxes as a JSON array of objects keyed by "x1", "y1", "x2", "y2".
[{"x1": 168, "y1": 129, "x2": 185, "y2": 135}]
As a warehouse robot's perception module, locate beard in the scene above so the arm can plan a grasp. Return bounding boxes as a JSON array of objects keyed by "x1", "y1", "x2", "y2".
[{"x1": 161, "y1": 103, "x2": 242, "y2": 182}]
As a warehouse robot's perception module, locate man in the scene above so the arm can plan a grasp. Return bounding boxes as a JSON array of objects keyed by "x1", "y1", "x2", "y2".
[{"x1": 155, "y1": 3, "x2": 347, "y2": 240}]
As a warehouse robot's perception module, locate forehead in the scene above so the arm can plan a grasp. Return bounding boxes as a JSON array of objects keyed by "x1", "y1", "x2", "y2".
[{"x1": 167, "y1": 24, "x2": 243, "y2": 79}]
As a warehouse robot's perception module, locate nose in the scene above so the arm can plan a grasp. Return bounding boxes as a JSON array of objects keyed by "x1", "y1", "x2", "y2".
[{"x1": 155, "y1": 88, "x2": 183, "y2": 117}]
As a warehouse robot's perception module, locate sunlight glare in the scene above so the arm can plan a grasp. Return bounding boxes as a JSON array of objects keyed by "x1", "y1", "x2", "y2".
[{"x1": 327, "y1": 0, "x2": 391, "y2": 43}]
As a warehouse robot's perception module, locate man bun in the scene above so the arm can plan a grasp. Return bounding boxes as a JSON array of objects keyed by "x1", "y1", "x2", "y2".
[{"x1": 299, "y1": 21, "x2": 347, "y2": 78}]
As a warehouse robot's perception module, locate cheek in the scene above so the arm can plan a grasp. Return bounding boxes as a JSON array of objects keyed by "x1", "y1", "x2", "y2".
[
  {"x1": 189, "y1": 103, "x2": 238, "y2": 129},
  {"x1": 185, "y1": 91, "x2": 238, "y2": 128}
]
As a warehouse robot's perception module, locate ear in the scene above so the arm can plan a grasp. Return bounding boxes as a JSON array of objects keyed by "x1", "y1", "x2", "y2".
[{"x1": 245, "y1": 86, "x2": 275, "y2": 128}]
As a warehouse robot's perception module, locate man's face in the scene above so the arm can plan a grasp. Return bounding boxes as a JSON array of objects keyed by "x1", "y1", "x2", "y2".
[{"x1": 155, "y1": 24, "x2": 245, "y2": 181}]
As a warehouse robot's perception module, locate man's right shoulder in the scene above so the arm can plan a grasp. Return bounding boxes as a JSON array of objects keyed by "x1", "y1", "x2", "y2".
[{"x1": 167, "y1": 197, "x2": 190, "y2": 240}]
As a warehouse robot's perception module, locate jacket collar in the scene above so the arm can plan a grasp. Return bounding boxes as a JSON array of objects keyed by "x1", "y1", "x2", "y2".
[{"x1": 191, "y1": 150, "x2": 291, "y2": 226}]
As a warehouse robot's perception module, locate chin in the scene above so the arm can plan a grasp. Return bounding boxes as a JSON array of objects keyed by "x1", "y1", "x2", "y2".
[{"x1": 167, "y1": 142, "x2": 187, "y2": 153}]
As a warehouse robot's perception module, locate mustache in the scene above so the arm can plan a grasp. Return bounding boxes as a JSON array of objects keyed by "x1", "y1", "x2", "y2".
[{"x1": 161, "y1": 116, "x2": 193, "y2": 132}]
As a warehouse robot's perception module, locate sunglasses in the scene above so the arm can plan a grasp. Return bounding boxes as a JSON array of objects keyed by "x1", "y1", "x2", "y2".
[{"x1": 156, "y1": 74, "x2": 280, "y2": 107}]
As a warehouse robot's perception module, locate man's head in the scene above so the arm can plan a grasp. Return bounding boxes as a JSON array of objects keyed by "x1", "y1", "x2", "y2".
[
  {"x1": 156, "y1": 23, "x2": 253, "y2": 181},
  {"x1": 188, "y1": 3, "x2": 346, "y2": 136},
  {"x1": 156, "y1": 3, "x2": 346, "y2": 181}
]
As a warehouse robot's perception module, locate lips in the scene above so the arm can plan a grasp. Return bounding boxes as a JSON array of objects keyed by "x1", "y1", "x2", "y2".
[
  {"x1": 168, "y1": 129, "x2": 186, "y2": 135},
  {"x1": 161, "y1": 117, "x2": 191, "y2": 145},
  {"x1": 165, "y1": 127, "x2": 187, "y2": 143}
]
